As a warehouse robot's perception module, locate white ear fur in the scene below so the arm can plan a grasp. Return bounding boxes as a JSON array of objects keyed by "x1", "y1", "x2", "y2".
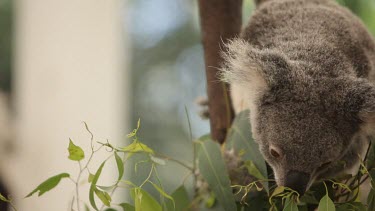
[{"x1": 220, "y1": 39, "x2": 268, "y2": 101}]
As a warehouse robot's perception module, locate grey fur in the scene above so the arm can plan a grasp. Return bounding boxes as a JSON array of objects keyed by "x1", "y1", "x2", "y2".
[{"x1": 221, "y1": 0, "x2": 375, "y2": 191}]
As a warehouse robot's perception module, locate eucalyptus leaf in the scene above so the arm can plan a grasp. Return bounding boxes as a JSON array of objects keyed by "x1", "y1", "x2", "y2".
[
  {"x1": 132, "y1": 188, "x2": 162, "y2": 211},
  {"x1": 114, "y1": 152, "x2": 124, "y2": 180},
  {"x1": 119, "y1": 203, "x2": 135, "y2": 211},
  {"x1": 89, "y1": 161, "x2": 106, "y2": 210},
  {"x1": 68, "y1": 139, "x2": 85, "y2": 161},
  {"x1": 148, "y1": 181, "x2": 174, "y2": 206},
  {"x1": 94, "y1": 188, "x2": 111, "y2": 207},
  {"x1": 0, "y1": 193, "x2": 9, "y2": 202},
  {"x1": 166, "y1": 185, "x2": 190, "y2": 211},
  {"x1": 368, "y1": 188, "x2": 375, "y2": 211},
  {"x1": 283, "y1": 198, "x2": 299, "y2": 211},
  {"x1": 317, "y1": 194, "x2": 335, "y2": 211},
  {"x1": 244, "y1": 160, "x2": 265, "y2": 180},
  {"x1": 121, "y1": 140, "x2": 154, "y2": 154},
  {"x1": 197, "y1": 139, "x2": 237, "y2": 211},
  {"x1": 225, "y1": 110, "x2": 268, "y2": 191},
  {"x1": 26, "y1": 173, "x2": 70, "y2": 197}
]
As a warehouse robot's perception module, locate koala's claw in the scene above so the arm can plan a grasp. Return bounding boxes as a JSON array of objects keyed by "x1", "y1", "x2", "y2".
[{"x1": 195, "y1": 96, "x2": 210, "y2": 120}]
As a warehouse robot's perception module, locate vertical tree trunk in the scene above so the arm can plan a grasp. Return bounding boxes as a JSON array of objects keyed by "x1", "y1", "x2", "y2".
[{"x1": 198, "y1": 0, "x2": 243, "y2": 144}]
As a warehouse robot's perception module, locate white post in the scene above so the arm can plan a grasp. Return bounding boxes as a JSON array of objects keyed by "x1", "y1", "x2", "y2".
[{"x1": 3, "y1": 0, "x2": 128, "y2": 210}]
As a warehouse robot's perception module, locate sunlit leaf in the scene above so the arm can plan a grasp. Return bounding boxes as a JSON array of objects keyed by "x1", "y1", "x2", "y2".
[
  {"x1": 120, "y1": 140, "x2": 154, "y2": 154},
  {"x1": 88, "y1": 173, "x2": 95, "y2": 183},
  {"x1": 197, "y1": 139, "x2": 237, "y2": 211},
  {"x1": 68, "y1": 139, "x2": 85, "y2": 161},
  {"x1": 89, "y1": 161, "x2": 106, "y2": 210},
  {"x1": 205, "y1": 191, "x2": 216, "y2": 208},
  {"x1": 132, "y1": 188, "x2": 162, "y2": 211},
  {"x1": 317, "y1": 194, "x2": 335, "y2": 211},
  {"x1": 94, "y1": 188, "x2": 111, "y2": 207},
  {"x1": 26, "y1": 173, "x2": 70, "y2": 197},
  {"x1": 114, "y1": 152, "x2": 124, "y2": 181},
  {"x1": 119, "y1": 203, "x2": 135, "y2": 211},
  {"x1": 127, "y1": 119, "x2": 141, "y2": 138}
]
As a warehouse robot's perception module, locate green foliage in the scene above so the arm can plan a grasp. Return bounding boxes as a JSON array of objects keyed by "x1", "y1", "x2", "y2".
[
  {"x1": 197, "y1": 138, "x2": 237, "y2": 211},
  {"x1": 68, "y1": 139, "x2": 85, "y2": 161},
  {"x1": 26, "y1": 173, "x2": 70, "y2": 197},
  {"x1": 5, "y1": 113, "x2": 375, "y2": 211}
]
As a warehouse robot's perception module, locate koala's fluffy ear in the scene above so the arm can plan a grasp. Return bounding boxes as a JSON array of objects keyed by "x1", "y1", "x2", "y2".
[{"x1": 220, "y1": 39, "x2": 291, "y2": 100}]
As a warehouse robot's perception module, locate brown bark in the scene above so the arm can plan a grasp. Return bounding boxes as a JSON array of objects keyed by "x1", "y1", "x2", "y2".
[{"x1": 198, "y1": 0, "x2": 242, "y2": 144}]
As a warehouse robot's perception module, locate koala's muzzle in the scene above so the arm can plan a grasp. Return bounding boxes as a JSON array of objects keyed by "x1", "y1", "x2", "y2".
[{"x1": 285, "y1": 171, "x2": 310, "y2": 195}]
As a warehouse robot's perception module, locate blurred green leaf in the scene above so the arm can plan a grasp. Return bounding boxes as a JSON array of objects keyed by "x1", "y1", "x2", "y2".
[
  {"x1": 150, "y1": 155, "x2": 166, "y2": 165},
  {"x1": 89, "y1": 161, "x2": 106, "y2": 210},
  {"x1": 68, "y1": 139, "x2": 85, "y2": 161},
  {"x1": 132, "y1": 188, "x2": 162, "y2": 211},
  {"x1": 244, "y1": 160, "x2": 265, "y2": 180},
  {"x1": 127, "y1": 119, "x2": 141, "y2": 138},
  {"x1": 205, "y1": 191, "x2": 216, "y2": 208},
  {"x1": 197, "y1": 139, "x2": 237, "y2": 211},
  {"x1": 114, "y1": 152, "x2": 124, "y2": 180},
  {"x1": 119, "y1": 203, "x2": 135, "y2": 211},
  {"x1": 0, "y1": 193, "x2": 9, "y2": 202},
  {"x1": 88, "y1": 173, "x2": 95, "y2": 183},
  {"x1": 283, "y1": 198, "x2": 299, "y2": 211},
  {"x1": 94, "y1": 188, "x2": 111, "y2": 207},
  {"x1": 166, "y1": 185, "x2": 190, "y2": 211},
  {"x1": 226, "y1": 110, "x2": 268, "y2": 191},
  {"x1": 336, "y1": 202, "x2": 366, "y2": 211},
  {"x1": 317, "y1": 194, "x2": 335, "y2": 211},
  {"x1": 148, "y1": 181, "x2": 174, "y2": 207},
  {"x1": 368, "y1": 188, "x2": 375, "y2": 211},
  {"x1": 26, "y1": 173, "x2": 70, "y2": 197},
  {"x1": 121, "y1": 140, "x2": 154, "y2": 154}
]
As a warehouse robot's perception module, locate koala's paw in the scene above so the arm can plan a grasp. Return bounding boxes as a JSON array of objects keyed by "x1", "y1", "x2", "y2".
[{"x1": 195, "y1": 96, "x2": 210, "y2": 120}]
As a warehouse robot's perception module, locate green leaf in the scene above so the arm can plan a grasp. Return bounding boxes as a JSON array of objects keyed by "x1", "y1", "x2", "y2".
[
  {"x1": 68, "y1": 139, "x2": 85, "y2": 161},
  {"x1": 89, "y1": 161, "x2": 106, "y2": 210},
  {"x1": 225, "y1": 110, "x2": 268, "y2": 191},
  {"x1": 114, "y1": 152, "x2": 124, "y2": 180},
  {"x1": 148, "y1": 181, "x2": 174, "y2": 207},
  {"x1": 94, "y1": 188, "x2": 111, "y2": 207},
  {"x1": 85, "y1": 204, "x2": 90, "y2": 211},
  {"x1": 121, "y1": 140, "x2": 154, "y2": 154},
  {"x1": 197, "y1": 139, "x2": 237, "y2": 211},
  {"x1": 283, "y1": 198, "x2": 299, "y2": 211},
  {"x1": 26, "y1": 173, "x2": 70, "y2": 197},
  {"x1": 368, "y1": 188, "x2": 375, "y2": 211},
  {"x1": 244, "y1": 160, "x2": 265, "y2": 180},
  {"x1": 0, "y1": 193, "x2": 9, "y2": 202},
  {"x1": 205, "y1": 191, "x2": 216, "y2": 208},
  {"x1": 127, "y1": 119, "x2": 141, "y2": 138},
  {"x1": 132, "y1": 188, "x2": 162, "y2": 211},
  {"x1": 166, "y1": 186, "x2": 190, "y2": 211},
  {"x1": 317, "y1": 194, "x2": 335, "y2": 211},
  {"x1": 336, "y1": 202, "x2": 366, "y2": 211},
  {"x1": 119, "y1": 203, "x2": 135, "y2": 211},
  {"x1": 269, "y1": 186, "x2": 285, "y2": 204},
  {"x1": 88, "y1": 173, "x2": 95, "y2": 183}
]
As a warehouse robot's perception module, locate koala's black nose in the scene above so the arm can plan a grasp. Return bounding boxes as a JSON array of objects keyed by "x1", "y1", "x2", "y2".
[{"x1": 285, "y1": 171, "x2": 310, "y2": 195}]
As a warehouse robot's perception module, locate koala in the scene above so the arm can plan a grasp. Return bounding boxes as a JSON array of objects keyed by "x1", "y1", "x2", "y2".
[{"x1": 221, "y1": 0, "x2": 375, "y2": 195}]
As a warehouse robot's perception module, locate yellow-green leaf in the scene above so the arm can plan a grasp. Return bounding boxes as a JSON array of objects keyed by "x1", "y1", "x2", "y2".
[
  {"x1": 0, "y1": 193, "x2": 9, "y2": 202},
  {"x1": 132, "y1": 188, "x2": 162, "y2": 211},
  {"x1": 94, "y1": 188, "x2": 111, "y2": 207},
  {"x1": 148, "y1": 181, "x2": 174, "y2": 208},
  {"x1": 89, "y1": 161, "x2": 106, "y2": 210},
  {"x1": 88, "y1": 173, "x2": 95, "y2": 183},
  {"x1": 127, "y1": 119, "x2": 141, "y2": 138},
  {"x1": 26, "y1": 173, "x2": 70, "y2": 197},
  {"x1": 121, "y1": 140, "x2": 154, "y2": 154},
  {"x1": 114, "y1": 152, "x2": 124, "y2": 180},
  {"x1": 68, "y1": 139, "x2": 85, "y2": 161}
]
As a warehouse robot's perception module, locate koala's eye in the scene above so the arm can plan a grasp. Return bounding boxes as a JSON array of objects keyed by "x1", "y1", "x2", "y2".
[{"x1": 269, "y1": 147, "x2": 281, "y2": 159}]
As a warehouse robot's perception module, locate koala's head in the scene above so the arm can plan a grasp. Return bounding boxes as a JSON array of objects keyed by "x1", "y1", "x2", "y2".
[{"x1": 221, "y1": 39, "x2": 375, "y2": 194}]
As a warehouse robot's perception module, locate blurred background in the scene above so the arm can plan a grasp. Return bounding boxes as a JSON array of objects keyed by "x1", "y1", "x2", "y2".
[{"x1": 0, "y1": 0, "x2": 374, "y2": 210}]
